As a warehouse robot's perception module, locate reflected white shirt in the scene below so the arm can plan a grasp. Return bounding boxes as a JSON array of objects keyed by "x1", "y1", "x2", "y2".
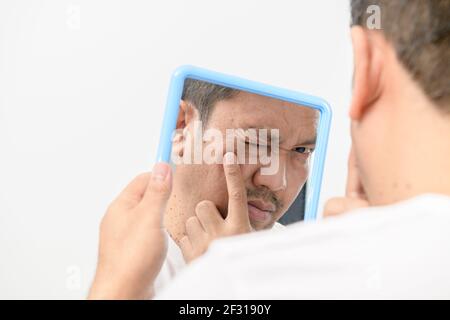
[{"x1": 157, "y1": 194, "x2": 450, "y2": 299}]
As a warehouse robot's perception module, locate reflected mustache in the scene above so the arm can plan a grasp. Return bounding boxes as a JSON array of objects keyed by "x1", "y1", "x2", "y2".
[{"x1": 246, "y1": 187, "x2": 283, "y2": 212}]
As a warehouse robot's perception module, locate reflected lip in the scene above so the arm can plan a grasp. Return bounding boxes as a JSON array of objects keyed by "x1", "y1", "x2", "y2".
[{"x1": 247, "y1": 199, "x2": 276, "y2": 213}]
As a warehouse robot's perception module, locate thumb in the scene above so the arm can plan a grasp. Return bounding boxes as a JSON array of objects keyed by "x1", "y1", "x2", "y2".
[{"x1": 138, "y1": 162, "x2": 172, "y2": 223}]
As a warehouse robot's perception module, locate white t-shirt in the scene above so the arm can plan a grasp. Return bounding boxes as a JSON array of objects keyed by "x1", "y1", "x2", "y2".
[
  {"x1": 154, "y1": 222, "x2": 286, "y2": 294},
  {"x1": 157, "y1": 194, "x2": 450, "y2": 299}
]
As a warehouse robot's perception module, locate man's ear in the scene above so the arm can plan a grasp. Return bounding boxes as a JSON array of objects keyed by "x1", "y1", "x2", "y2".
[
  {"x1": 176, "y1": 100, "x2": 198, "y2": 130},
  {"x1": 173, "y1": 100, "x2": 199, "y2": 160},
  {"x1": 349, "y1": 26, "x2": 384, "y2": 121}
]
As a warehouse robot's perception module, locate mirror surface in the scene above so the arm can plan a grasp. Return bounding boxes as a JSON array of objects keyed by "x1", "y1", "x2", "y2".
[{"x1": 165, "y1": 77, "x2": 320, "y2": 241}]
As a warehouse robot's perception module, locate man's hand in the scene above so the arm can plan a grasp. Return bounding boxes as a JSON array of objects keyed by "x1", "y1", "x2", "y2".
[
  {"x1": 179, "y1": 152, "x2": 252, "y2": 263},
  {"x1": 88, "y1": 163, "x2": 172, "y2": 300},
  {"x1": 323, "y1": 146, "x2": 369, "y2": 217}
]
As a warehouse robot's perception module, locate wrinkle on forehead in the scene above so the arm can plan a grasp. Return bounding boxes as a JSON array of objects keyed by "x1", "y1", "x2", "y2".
[{"x1": 215, "y1": 91, "x2": 318, "y2": 147}]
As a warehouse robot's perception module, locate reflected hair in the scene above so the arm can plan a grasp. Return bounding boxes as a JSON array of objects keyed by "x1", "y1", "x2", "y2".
[{"x1": 182, "y1": 79, "x2": 240, "y2": 124}]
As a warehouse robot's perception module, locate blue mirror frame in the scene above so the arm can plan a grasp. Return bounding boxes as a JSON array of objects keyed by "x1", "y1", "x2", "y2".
[{"x1": 156, "y1": 65, "x2": 332, "y2": 220}]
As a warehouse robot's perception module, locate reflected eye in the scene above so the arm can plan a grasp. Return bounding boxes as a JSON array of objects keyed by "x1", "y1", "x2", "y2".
[{"x1": 293, "y1": 147, "x2": 314, "y2": 154}]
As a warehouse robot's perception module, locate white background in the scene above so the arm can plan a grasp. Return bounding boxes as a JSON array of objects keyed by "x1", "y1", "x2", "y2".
[{"x1": 0, "y1": 0, "x2": 352, "y2": 299}]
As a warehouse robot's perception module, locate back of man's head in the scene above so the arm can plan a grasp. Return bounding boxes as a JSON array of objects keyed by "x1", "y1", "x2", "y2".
[
  {"x1": 348, "y1": 0, "x2": 450, "y2": 205},
  {"x1": 351, "y1": 0, "x2": 450, "y2": 110}
]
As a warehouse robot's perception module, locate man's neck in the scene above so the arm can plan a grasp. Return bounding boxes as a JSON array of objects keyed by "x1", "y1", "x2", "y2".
[{"x1": 386, "y1": 93, "x2": 450, "y2": 203}]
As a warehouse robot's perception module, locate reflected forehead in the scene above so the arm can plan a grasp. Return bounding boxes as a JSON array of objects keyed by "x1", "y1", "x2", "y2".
[
  {"x1": 228, "y1": 92, "x2": 317, "y2": 126},
  {"x1": 230, "y1": 91, "x2": 318, "y2": 119},
  {"x1": 211, "y1": 91, "x2": 318, "y2": 145}
]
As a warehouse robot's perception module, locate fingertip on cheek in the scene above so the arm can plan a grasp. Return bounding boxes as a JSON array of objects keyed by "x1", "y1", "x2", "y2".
[{"x1": 223, "y1": 152, "x2": 236, "y2": 165}]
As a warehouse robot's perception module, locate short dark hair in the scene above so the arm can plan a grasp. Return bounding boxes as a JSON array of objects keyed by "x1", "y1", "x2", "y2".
[
  {"x1": 181, "y1": 79, "x2": 240, "y2": 124},
  {"x1": 350, "y1": 0, "x2": 450, "y2": 111}
]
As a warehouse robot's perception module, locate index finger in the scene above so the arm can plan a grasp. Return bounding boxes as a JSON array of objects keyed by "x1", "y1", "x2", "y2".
[{"x1": 223, "y1": 152, "x2": 249, "y2": 225}]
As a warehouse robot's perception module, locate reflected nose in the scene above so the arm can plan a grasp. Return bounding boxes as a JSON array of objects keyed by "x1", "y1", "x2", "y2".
[{"x1": 253, "y1": 155, "x2": 287, "y2": 192}]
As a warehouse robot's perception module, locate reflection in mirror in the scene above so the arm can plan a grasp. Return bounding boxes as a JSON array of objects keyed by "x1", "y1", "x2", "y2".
[
  {"x1": 165, "y1": 78, "x2": 319, "y2": 243},
  {"x1": 153, "y1": 72, "x2": 327, "y2": 294}
]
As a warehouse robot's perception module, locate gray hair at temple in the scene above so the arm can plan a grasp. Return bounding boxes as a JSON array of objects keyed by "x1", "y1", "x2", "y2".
[{"x1": 181, "y1": 79, "x2": 240, "y2": 124}]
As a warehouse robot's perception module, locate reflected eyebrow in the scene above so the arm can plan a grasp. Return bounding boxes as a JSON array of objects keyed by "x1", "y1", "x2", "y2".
[
  {"x1": 296, "y1": 137, "x2": 317, "y2": 146},
  {"x1": 239, "y1": 127, "x2": 285, "y2": 144},
  {"x1": 238, "y1": 126, "x2": 318, "y2": 147}
]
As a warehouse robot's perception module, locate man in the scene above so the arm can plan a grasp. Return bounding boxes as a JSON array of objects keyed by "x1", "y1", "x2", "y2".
[
  {"x1": 167, "y1": 80, "x2": 317, "y2": 240},
  {"x1": 89, "y1": 0, "x2": 450, "y2": 299},
  {"x1": 156, "y1": 80, "x2": 319, "y2": 292}
]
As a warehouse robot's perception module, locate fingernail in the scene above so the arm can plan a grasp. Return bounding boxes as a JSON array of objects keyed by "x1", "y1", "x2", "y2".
[
  {"x1": 224, "y1": 152, "x2": 236, "y2": 165},
  {"x1": 152, "y1": 162, "x2": 170, "y2": 182}
]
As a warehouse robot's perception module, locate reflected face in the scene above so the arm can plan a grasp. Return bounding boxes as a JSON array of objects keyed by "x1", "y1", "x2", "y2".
[{"x1": 167, "y1": 90, "x2": 318, "y2": 241}]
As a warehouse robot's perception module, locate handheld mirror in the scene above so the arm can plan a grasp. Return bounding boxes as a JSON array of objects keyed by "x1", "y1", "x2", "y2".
[{"x1": 156, "y1": 66, "x2": 331, "y2": 229}]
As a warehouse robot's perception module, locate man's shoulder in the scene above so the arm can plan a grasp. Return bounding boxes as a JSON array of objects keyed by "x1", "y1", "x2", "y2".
[
  {"x1": 208, "y1": 193, "x2": 450, "y2": 271},
  {"x1": 158, "y1": 194, "x2": 450, "y2": 299}
]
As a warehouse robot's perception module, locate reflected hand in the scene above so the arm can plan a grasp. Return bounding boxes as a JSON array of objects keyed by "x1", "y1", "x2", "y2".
[
  {"x1": 180, "y1": 152, "x2": 252, "y2": 263},
  {"x1": 88, "y1": 163, "x2": 172, "y2": 300},
  {"x1": 323, "y1": 146, "x2": 369, "y2": 217}
]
